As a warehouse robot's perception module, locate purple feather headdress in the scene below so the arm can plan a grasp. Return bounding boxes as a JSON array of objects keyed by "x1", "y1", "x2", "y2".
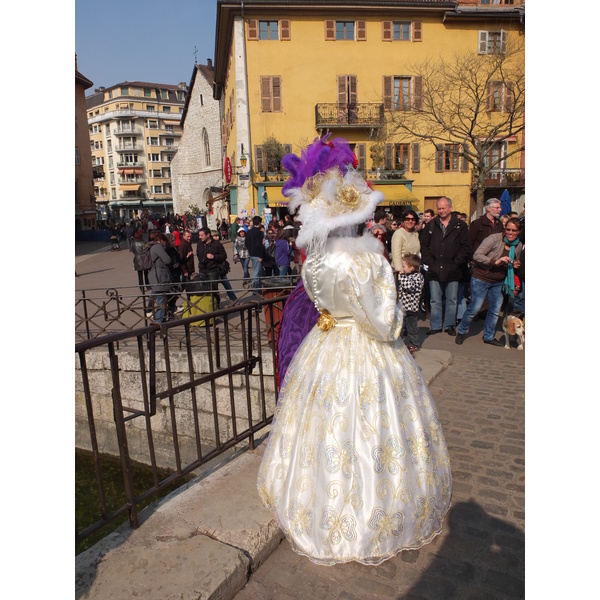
[{"x1": 281, "y1": 134, "x2": 356, "y2": 197}]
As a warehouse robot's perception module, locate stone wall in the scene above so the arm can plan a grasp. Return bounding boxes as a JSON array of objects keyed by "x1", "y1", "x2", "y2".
[
  {"x1": 75, "y1": 348, "x2": 278, "y2": 471},
  {"x1": 172, "y1": 64, "x2": 224, "y2": 216}
]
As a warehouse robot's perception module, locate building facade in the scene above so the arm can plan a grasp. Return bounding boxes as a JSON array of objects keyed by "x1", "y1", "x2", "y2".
[
  {"x1": 171, "y1": 60, "x2": 227, "y2": 222},
  {"x1": 75, "y1": 56, "x2": 97, "y2": 230},
  {"x1": 213, "y1": 0, "x2": 525, "y2": 220},
  {"x1": 85, "y1": 81, "x2": 187, "y2": 221}
]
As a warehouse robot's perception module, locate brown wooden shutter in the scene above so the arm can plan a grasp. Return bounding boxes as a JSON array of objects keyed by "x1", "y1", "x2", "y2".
[
  {"x1": 261, "y1": 77, "x2": 272, "y2": 112},
  {"x1": 325, "y1": 20, "x2": 335, "y2": 40},
  {"x1": 383, "y1": 76, "x2": 392, "y2": 110},
  {"x1": 349, "y1": 75, "x2": 357, "y2": 104},
  {"x1": 357, "y1": 20, "x2": 367, "y2": 41},
  {"x1": 283, "y1": 144, "x2": 292, "y2": 155},
  {"x1": 413, "y1": 76, "x2": 422, "y2": 111},
  {"x1": 461, "y1": 144, "x2": 469, "y2": 172},
  {"x1": 486, "y1": 82, "x2": 493, "y2": 112},
  {"x1": 382, "y1": 21, "x2": 392, "y2": 42},
  {"x1": 255, "y1": 146, "x2": 264, "y2": 173},
  {"x1": 337, "y1": 76, "x2": 347, "y2": 103},
  {"x1": 385, "y1": 144, "x2": 394, "y2": 170},
  {"x1": 280, "y1": 19, "x2": 291, "y2": 41},
  {"x1": 357, "y1": 144, "x2": 366, "y2": 171},
  {"x1": 412, "y1": 143, "x2": 420, "y2": 173},
  {"x1": 272, "y1": 76, "x2": 282, "y2": 112},
  {"x1": 247, "y1": 19, "x2": 258, "y2": 40},
  {"x1": 505, "y1": 82, "x2": 515, "y2": 112},
  {"x1": 435, "y1": 144, "x2": 444, "y2": 172},
  {"x1": 413, "y1": 21, "x2": 422, "y2": 42}
]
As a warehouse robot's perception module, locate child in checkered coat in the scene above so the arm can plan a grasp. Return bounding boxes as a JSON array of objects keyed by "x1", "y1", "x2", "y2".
[{"x1": 398, "y1": 253, "x2": 425, "y2": 353}]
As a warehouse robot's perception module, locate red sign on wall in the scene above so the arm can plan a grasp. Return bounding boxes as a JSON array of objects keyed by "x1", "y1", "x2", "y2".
[{"x1": 224, "y1": 157, "x2": 232, "y2": 183}]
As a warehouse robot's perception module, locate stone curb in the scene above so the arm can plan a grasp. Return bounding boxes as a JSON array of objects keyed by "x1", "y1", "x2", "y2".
[{"x1": 75, "y1": 349, "x2": 452, "y2": 600}]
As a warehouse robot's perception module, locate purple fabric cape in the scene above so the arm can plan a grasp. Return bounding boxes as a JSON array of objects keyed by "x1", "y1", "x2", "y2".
[{"x1": 276, "y1": 279, "x2": 320, "y2": 386}]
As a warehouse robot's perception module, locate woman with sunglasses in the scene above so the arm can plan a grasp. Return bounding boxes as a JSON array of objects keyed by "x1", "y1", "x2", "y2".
[{"x1": 390, "y1": 209, "x2": 421, "y2": 274}]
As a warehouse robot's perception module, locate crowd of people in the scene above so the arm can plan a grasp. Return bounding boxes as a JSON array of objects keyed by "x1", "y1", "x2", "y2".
[{"x1": 117, "y1": 195, "x2": 525, "y2": 342}]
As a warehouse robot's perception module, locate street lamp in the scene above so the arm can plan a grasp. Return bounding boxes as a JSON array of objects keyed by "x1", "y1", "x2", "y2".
[{"x1": 239, "y1": 143, "x2": 248, "y2": 168}]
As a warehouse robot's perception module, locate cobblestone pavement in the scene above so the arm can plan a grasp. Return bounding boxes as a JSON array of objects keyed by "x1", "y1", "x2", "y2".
[{"x1": 234, "y1": 330, "x2": 525, "y2": 600}]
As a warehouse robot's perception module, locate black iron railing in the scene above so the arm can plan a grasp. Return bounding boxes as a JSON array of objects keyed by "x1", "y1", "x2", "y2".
[
  {"x1": 315, "y1": 103, "x2": 384, "y2": 129},
  {"x1": 75, "y1": 292, "x2": 290, "y2": 548}
]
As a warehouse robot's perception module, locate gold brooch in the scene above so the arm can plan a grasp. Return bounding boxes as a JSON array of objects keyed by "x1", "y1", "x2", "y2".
[{"x1": 317, "y1": 310, "x2": 336, "y2": 331}]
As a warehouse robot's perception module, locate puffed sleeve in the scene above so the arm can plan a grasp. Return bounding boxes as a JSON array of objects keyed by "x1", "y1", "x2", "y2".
[{"x1": 343, "y1": 252, "x2": 403, "y2": 341}]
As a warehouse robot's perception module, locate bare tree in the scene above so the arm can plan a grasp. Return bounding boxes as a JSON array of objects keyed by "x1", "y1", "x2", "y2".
[{"x1": 387, "y1": 39, "x2": 524, "y2": 214}]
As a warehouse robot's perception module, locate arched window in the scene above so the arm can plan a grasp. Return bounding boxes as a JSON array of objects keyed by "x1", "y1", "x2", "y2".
[{"x1": 203, "y1": 129, "x2": 211, "y2": 167}]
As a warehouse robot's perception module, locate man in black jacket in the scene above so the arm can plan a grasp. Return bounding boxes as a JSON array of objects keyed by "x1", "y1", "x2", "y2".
[
  {"x1": 196, "y1": 227, "x2": 227, "y2": 308},
  {"x1": 420, "y1": 197, "x2": 471, "y2": 336},
  {"x1": 245, "y1": 216, "x2": 265, "y2": 290}
]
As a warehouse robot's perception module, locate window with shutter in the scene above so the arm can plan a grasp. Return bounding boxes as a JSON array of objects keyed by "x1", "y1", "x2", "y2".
[
  {"x1": 412, "y1": 143, "x2": 420, "y2": 173},
  {"x1": 461, "y1": 145, "x2": 469, "y2": 173},
  {"x1": 413, "y1": 21, "x2": 422, "y2": 42},
  {"x1": 248, "y1": 19, "x2": 258, "y2": 40},
  {"x1": 356, "y1": 21, "x2": 367, "y2": 41},
  {"x1": 280, "y1": 19, "x2": 291, "y2": 40},
  {"x1": 382, "y1": 21, "x2": 392, "y2": 42},
  {"x1": 260, "y1": 76, "x2": 282, "y2": 112},
  {"x1": 349, "y1": 75, "x2": 357, "y2": 104},
  {"x1": 325, "y1": 20, "x2": 335, "y2": 40},
  {"x1": 478, "y1": 31, "x2": 488, "y2": 54}
]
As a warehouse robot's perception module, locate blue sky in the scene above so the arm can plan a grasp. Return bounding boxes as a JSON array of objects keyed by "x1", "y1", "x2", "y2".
[{"x1": 75, "y1": 0, "x2": 217, "y2": 94}]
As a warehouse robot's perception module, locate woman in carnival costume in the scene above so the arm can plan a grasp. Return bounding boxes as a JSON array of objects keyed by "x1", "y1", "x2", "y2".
[{"x1": 257, "y1": 136, "x2": 452, "y2": 566}]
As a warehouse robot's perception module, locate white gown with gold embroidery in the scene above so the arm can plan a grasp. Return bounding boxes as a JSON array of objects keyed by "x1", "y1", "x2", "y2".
[{"x1": 257, "y1": 235, "x2": 452, "y2": 565}]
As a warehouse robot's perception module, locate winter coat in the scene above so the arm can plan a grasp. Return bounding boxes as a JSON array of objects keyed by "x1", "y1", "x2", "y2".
[
  {"x1": 275, "y1": 239, "x2": 293, "y2": 267},
  {"x1": 390, "y1": 228, "x2": 420, "y2": 272},
  {"x1": 420, "y1": 215, "x2": 471, "y2": 282},
  {"x1": 469, "y1": 214, "x2": 504, "y2": 254},
  {"x1": 196, "y1": 238, "x2": 227, "y2": 274},
  {"x1": 148, "y1": 243, "x2": 173, "y2": 292},
  {"x1": 398, "y1": 271, "x2": 425, "y2": 313},
  {"x1": 233, "y1": 236, "x2": 250, "y2": 260},
  {"x1": 131, "y1": 239, "x2": 146, "y2": 271},
  {"x1": 245, "y1": 227, "x2": 264, "y2": 258},
  {"x1": 178, "y1": 239, "x2": 195, "y2": 278},
  {"x1": 472, "y1": 233, "x2": 522, "y2": 283}
]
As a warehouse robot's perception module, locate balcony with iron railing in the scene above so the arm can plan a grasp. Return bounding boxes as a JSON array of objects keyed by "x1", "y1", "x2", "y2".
[
  {"x1": 115, "y1": 144, "x2": 143, "y2": 152},
  {"x1": 315, "y1": 103, "x2": 384, "y2": 131},
  {"x1": 118, "y1": 177, "x2": 146, "y2": 185},
  {"x1": 483, "y1": 168, "x2": 525, "y2": 188},
  {"x1": 117, "y1": 161, "x2": 143, "y2": 168},
  {"x1": 113, "y1": 127, "x2": 143, "y2": 136}
]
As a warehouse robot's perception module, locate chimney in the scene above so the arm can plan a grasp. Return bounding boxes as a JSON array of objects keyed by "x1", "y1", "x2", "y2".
[{"x1": 207, "y1": 58, "x2": 212, "y2": 68}]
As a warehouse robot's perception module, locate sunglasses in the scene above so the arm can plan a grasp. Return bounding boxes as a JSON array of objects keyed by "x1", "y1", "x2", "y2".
[
  {"x1": 505, "y1": 228, "x2": 519, "y2": 232},
  {"x1": 404, "y1": 217, "x2": 416, "y2": 222}
]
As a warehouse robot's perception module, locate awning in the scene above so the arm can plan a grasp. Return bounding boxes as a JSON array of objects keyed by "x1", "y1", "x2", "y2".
[
  {"x1": 163, "y1": 120, "x2": 180, "y2": 125},
  {"x1": 117, "y1": 167, "x2": 144, "y2": 174},
  {"x1": 373, "y1": 184, "x2": 420, "y2": 206},
  {"x1": 119, "y1": 183, "x2": 141, "y2": 191}
]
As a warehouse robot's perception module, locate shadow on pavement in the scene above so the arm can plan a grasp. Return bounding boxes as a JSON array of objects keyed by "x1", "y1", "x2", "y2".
[{"x1": 405, "y1": 500, "x2": 524, "y2": 600}]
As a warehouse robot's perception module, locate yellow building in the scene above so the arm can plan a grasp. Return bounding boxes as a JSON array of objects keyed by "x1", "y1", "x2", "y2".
[
  {"x1": 85, "y1": 81, "x2": 187, "y2": 221},
  {"x1": 213, "y1": 0, "x2": 525, "y2": 220}
]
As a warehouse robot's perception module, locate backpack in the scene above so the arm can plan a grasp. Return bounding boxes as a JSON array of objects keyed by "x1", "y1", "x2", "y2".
[{"x1": 138, "y1": 245, "x2": 154, "y2": 271}]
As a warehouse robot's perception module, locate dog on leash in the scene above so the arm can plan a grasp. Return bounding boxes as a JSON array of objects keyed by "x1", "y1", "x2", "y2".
[{"x1": 502, "y1": 313, "x2": 525, "y2": 350}]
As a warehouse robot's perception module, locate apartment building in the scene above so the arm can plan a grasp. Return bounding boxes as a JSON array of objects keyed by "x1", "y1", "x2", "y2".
[
  {"x1": 85, "y1": 81, "x2": 187, "y2": 221},
  {"x1": 75, "y1": 56, "x2": 97, "y2": 230},
  {"x1": 213, "y1": 0, "x2": 525, "y2": 220}
]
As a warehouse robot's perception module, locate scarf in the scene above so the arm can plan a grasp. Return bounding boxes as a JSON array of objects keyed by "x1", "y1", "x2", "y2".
[{"x1": 502, "y1": 236, "x2": 520, "y2": 297}]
